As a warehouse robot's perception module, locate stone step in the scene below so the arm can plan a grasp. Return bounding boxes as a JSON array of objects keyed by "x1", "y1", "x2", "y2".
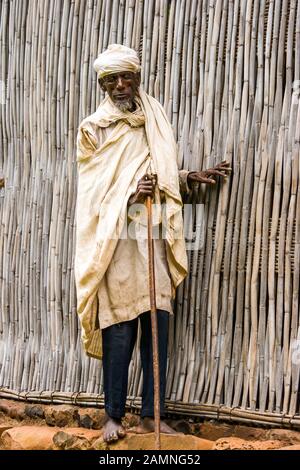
[
  {"x1": 1, "y1": 425, "x2": 214, "y2": 451},
  {"x1": 1, "y1": 426, "x2": 102, "y2": 450}
]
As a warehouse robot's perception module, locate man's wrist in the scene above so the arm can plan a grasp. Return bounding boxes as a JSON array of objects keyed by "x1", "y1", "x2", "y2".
[
  {"x1": 186, "y1": 171, "x2": 195, "y2": 190},
  {"x1": 178, "y1": 169, "x2": 192, "y2": 194},
  {"x1": 187, "y1": 171, "x2": 198, "y2": 183}
]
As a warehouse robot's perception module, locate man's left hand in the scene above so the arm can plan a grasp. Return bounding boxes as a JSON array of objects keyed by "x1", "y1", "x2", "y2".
[{"x1": 187, "y1": 160, "x2": 232, "y2": 185}]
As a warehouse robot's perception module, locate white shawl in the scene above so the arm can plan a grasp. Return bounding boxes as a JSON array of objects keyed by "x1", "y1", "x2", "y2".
[{"x1": 75, "y1": 89, "x2": 187, "y2": 359}]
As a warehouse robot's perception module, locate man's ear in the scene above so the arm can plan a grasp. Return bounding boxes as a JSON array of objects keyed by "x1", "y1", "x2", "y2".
[
  {"x1": 98, "y1": 78, "x2": 106, "y2": 92},
  {"x1": 135, "y1": 72, "x2": 141, "y2": 87}
]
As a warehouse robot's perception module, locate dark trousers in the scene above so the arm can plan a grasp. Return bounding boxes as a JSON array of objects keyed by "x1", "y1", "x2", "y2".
[{"x1": 102, "y1": 310, "x2": 169, "y2": 419}]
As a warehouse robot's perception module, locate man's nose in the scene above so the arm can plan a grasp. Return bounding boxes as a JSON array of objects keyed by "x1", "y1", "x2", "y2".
[{"x1": 116, "y1": 76, "x2": 125, "y2": 89}]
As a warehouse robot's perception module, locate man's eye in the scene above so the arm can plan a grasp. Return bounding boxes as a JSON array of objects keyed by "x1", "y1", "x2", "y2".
[{"x1": 106, "y1": 76, "x2": 116, "y2": 83}]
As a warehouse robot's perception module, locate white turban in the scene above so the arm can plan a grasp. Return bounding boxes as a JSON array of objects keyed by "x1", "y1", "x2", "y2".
[{"x1": 93, "y1": 44, "x2": 141, "y2": 79}]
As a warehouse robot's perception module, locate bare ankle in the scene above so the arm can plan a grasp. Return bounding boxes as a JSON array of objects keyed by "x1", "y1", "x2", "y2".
[{"x1": 105, "y1": 412, "x2": 121, "y2": 423}]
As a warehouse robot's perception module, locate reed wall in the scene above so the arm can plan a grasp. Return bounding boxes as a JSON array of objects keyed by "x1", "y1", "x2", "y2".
[{"x1": 0, "y1": 0, "x2": 299, "y2": 424}]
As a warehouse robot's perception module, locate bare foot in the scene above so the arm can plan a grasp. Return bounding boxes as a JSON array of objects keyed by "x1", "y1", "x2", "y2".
[
  {"x1": 130, "y1": 417, "x2": 179, "y2": 435},
  {"x1": 103, "y1": 414, "x2": 126, "y2": 443}
]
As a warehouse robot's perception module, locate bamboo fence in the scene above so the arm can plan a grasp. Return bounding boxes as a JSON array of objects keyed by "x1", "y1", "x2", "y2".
[{"x1": 0, "y1": 0, "x2": 299, "y2": 426}]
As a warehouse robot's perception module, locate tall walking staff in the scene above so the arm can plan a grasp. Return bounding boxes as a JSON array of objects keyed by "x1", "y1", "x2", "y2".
[{"x1": 146, "y1": 173, "x2": 161, "y2": 450}]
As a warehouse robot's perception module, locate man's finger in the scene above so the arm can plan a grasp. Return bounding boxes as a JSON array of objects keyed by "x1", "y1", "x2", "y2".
[
  {"x1": 138, "y1": 191, "x2": 154, "y2": 196},
  {"x1": 200, "y1": 178, "x2": 216, "y2": 184},
  {"x1": 138, "y1": 184, "x2": 155, "y2": 191},
  {"x1": 142, "y1": 173, "x2": 156, "y2": 181},
  {"x1": 216, "y1": 164, "x2": 232, "y2": 171},
  {"x1": 139, "y1": 175, "x2": 150, "y2": 184},
  {"x1": 138, "y1": 189, "x2": 153, "y2": 196},
  {"x1": 207, "y1": 170, "x2": 229, "y2": 177},
  {"x1": 138, "y1": 186, "x2": 153, "y2": 192},
  {"x1": 139, "y1": 177, "x2": 155, "y2": 184}
]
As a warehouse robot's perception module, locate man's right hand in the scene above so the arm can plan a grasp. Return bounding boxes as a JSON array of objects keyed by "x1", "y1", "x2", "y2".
[{"x1": 128, "y1": 174, "x2": 156, "y2": 206}]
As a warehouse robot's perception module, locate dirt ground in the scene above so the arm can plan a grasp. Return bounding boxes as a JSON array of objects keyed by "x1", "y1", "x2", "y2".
[{"x1": 0, "y1": 398, "x2": 300, "y2": 450}]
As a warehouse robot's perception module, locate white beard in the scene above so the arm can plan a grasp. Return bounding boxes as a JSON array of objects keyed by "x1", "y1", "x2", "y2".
[{"x1": 115, "y1": 99, "x2": 133, "y2": 112}]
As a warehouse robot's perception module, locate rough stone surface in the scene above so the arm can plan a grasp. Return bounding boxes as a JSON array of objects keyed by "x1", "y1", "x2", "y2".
[
  {"x1": 266, "y1": 429, "x2": 300, "y2": 445},
  {"x1": 1, "y1": 399, "x2": 300, "y2": 451},
  {"x1": 25, "y1": 404, "x2": 45, "y2": 420},
  {"x1": 213, "y1": 437, "x2": 283, "y2": 450},
  {"x1": 1, "y1": 425, "x2": 102, "y2": 450},
  {"x1": 0, "y1": 399, "x2": 26, "y2": 421},
  {"x1": 53, "y1": 431, "x2": 78, "y2": 450},
  {"x1": 108, "y1": 433, "x2": 214, "y2": 451},
  {"x1": 53, "y1": 431, "x2": 90, "y2": 450},
  {"x1": 1, "y1": 426, "x2": 59, "y2": 450},
  {"x1": 77, "y1": 408, "x2": 106, "y2": 429},
  {"x1": 197, "y1": 421, "x2": 234, "y2": 441},
  {"x1": 91, "y1": 437, "x2": 109, "y2": 450},
  {"x1": 52, "y1": 427, "x2": 101, "y2": 450},
  {"x1": 232, "y1": 424, "x2": 267, "y2": 441},
  {"x1": 58, "y1": 427, "x2": 101, "y2": 439},
  {"x1": 278, "y1": 444, "x2": 300, "y2": 450},
  {"x1": 0, "y1": 425, "x2": 13, "y2": 437},
  {"x1": 44, "y1": 405, "x2": 79, "y2": 427},
  {"x1": 166, "y1": 419, "x2": 194, "y2": 435}
]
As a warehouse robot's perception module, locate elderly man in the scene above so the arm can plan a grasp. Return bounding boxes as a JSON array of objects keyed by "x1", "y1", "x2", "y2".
[{"x1": 75, "y1": 44, "x2": 230, "y2": 443}]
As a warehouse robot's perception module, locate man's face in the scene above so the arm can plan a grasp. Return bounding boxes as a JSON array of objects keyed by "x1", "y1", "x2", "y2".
[{"x1": 99, "y1": 72, "x2": 140, "y2": 112}]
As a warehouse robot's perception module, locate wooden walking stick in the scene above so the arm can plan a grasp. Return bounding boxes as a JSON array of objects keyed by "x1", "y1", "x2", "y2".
[{"x1": 146, "y1": 173, "x2": 161, "y2": 451}]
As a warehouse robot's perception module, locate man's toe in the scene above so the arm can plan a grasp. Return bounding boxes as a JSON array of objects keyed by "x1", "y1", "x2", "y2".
[
  {"x1": 108, "y1": 432, "x2": 119, "y2": 442},
  {"x1": 117, "y1": 427, "x2": 126, "y2": 438}
]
